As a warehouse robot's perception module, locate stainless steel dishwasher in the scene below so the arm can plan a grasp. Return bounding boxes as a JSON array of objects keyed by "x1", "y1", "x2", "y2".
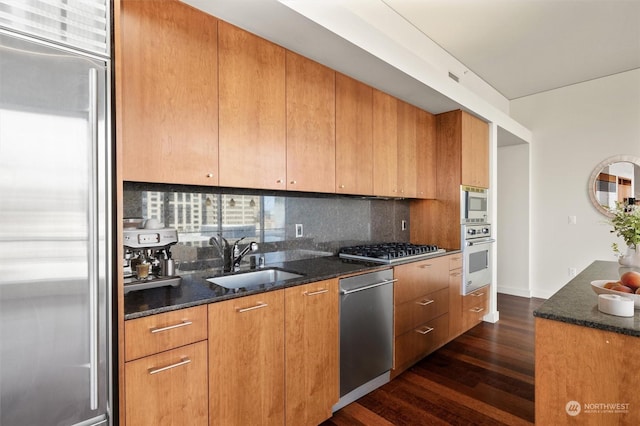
[{"x1": 334, "y1": 269, "x2": 395, "y2": 411}]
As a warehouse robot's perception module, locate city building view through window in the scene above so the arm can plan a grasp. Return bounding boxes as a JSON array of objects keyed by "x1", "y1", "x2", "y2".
[{"x1": 139, "y1": 191, "x2": 286, "y2": 245}]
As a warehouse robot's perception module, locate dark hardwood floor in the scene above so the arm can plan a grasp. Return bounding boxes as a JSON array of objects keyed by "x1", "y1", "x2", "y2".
[{"x1": 323, "y1": 294, "x2": 546, "y2": 426}]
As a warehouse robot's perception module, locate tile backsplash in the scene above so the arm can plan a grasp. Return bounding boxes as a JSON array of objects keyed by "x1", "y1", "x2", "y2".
[{"x1": 124, "y1": 182, "x2": 410, "y2": 268}]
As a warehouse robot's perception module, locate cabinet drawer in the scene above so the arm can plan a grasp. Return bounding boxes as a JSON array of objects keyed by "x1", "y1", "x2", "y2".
[
  {"x1": 125, "y1": 341, "x2": 208, "y2": 426},
  {"x1": 395, "y1": 287, "x2": 448, "y2": 336},
  {"x1": 125, "y1": 305, "x2": 208, "y2": 361},
  {"x1": 462, "y1": 286, "x2": 488, "y2": 329},
  {"x1": 462, "y1": 286, "x2": 488, "y2": 311},
  {"x1": 394, "y1": 313, "x2": 449, "y2": 372},
  {"x1": 394, "y1": 256, "x2": 449, "y2": 305},
  {"x1": 448, "y1": 253, "x2": 462, "y2": 270}
]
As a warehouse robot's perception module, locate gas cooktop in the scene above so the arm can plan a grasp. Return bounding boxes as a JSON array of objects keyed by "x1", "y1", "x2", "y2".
[{"x1": 338, "y1": 242, "x2": 445, "y2": 264}]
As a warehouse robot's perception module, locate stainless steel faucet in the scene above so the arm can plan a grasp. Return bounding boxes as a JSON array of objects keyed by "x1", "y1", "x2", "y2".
[{"x1": 232, "y1": 237, "x2": 259, "y2": 271}]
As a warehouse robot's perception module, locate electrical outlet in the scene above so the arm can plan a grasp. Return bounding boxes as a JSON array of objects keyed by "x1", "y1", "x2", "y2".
[
  {"x1": 401, "y1": 220, "x2": 407, "y2": 231},
  {"x1": 569, "y1": 267, "x2": 577, "y2": 277},
  {"x1": 568, "y1": 215, "x2": 577, "y2": 225},
  {"x1": 295, "y1": 224, "x2": 303, "y2": 238}
]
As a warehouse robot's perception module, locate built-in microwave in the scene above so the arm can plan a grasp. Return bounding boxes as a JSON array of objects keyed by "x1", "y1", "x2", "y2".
[{"x1": 461, "y1": 185, "x2": 488, "y2": 223}]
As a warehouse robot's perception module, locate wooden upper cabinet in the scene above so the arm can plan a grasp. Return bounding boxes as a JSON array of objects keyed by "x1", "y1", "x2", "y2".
[
  {"x1": 218, "y1": 22, "x2": 286, "y2": 190},
  {"x1": 119, "y1": 0, "x2": 218, "y2": 185},
  {"x1": 416, "y1": 109, "x2": 436, "y2": 199},
  {"x1": 436, "y1": 109, "x2": 489, "y2": 194},
  {"x1": 461, "y1": 110, "x2": 490, "y2": 188},
  {"x1": 397, "y1": 100, "x2": 418, "y2": 198},
  {"x1": 372, "y1": 90, "x2": 398, "y2": 197},
  {"x1": 335, "y1": 73, "x2": 373, "y2": 196},
  {"x1": 286, "y1": 52, "x2": 336, "y2": 193}
]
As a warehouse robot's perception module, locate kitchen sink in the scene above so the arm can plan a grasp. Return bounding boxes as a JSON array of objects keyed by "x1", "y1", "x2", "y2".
[{"x1": 206, "y1": 268, "x2": 304, "y2": 289}]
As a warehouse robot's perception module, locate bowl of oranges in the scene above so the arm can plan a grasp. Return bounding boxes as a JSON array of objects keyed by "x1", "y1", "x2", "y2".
[{"x1": 591, "y1": 271, "x2": 640, "y2": 309}]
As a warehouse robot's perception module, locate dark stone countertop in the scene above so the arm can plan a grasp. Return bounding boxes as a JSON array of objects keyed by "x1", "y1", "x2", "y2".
[
  {"x1": 124, "y1": 250, "x2": 460, "y2": 320},
  {"x1": 533, "y1": 260, "x2": 640, "y2": 337}
]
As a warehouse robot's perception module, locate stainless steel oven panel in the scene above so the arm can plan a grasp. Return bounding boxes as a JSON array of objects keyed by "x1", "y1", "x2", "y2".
[
  {"x1": 461, "y1": 185, "x2": 488, "y2": 224},
  {"x1": 463, "y1": 237, "x2": 494, "y2": 295}
]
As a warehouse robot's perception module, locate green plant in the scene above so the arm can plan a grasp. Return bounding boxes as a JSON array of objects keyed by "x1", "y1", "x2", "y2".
[{"x1": 609, "y1": 202, "x2": 640, "y2": 254}]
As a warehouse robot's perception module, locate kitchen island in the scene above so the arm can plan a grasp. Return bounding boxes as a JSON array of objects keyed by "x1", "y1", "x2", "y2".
[{"x1": 533, "y1": 260, "x2": 639, "y2": 425}]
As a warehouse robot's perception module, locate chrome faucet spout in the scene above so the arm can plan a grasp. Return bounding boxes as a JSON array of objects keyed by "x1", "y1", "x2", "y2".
[{"x1": 232, "y1": 240, "x2": 259, "y2": 271}]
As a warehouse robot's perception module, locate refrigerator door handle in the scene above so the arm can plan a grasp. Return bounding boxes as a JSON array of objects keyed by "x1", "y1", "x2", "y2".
[{"x1": 88, "y1": 67, "x2": 99, "y2": 411}]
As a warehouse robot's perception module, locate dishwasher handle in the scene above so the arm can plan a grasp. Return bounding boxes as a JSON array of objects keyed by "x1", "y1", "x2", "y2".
[{"x1": 340, "y1": 278, "x2": 397, "y2": 295}]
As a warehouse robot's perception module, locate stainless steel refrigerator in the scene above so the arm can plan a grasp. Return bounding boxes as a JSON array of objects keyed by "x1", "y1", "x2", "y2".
[{"x1": 0, "y1": 27, "x2": 112, "y2": 426}]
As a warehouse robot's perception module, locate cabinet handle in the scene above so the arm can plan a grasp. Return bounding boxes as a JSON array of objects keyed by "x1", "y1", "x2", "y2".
[
  {"x1": 276, "y1": 179, "x2": 283, "y2": 184},
  {"x1": 339, "y1": 184, "x2": 345, "y2": 189},
  {"x1": 470, "y1": 307, "x2": 485, "y2": 313},
  {"x1": 150, "y1": 320, "x2": 193, "y2": 334},
  {"x1": 415, "y1": 326, "x2": 434, "y2": 335},
  {"x1": 290, "y1": 180, "x2": 296, "y2": 185},
  {"x1": 419, "y1": 264, "x2": 432, "y2": 269},
  {"x1": 471, "y1": 292, "x2": 485, "y2": 297},
  {"x1": 236, "y1": 302, "x2": 268, "y2": 313},
  {"x1": 148, "y1": 357, "x2": 191, "y2": 375},
  {"x1": 206, "y1": 173, "x2": 214, "y2": 178},
  {"x1": 416, "y1": 299, "x2": 434, "y2": 306},
  {"x1": 304, "y1": 288, "x2": 328, "y2": 296},
  {"x1": 450, "y1": 272, "x2": 461, "y2": 277}
]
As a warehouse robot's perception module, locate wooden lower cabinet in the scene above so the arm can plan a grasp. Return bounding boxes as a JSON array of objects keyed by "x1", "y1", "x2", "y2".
[
  {"x1": 208, "y1": 290, "x2": 285, "y2": 426},
  {"x1": 125, "y1": 341, "x2": 208, "y2": 426},
  {"x1": 448, "y1": 254, "x2": 464, "y2": 339},
  {"x1": 394, "y1": 313, "x2": 449, "y2": 374},
  {"x1": 536, "y1": 318, "x2": 640, "y2": 425},
  {"x1": 392, "y1": 255, "x2": 451, "y2": 377},
  {"x1": 462, "y1": 286, "x2": 489, "y2": 330},
  {"x1": 285, "y1": 279, "x2": 339, "y2": 426}
]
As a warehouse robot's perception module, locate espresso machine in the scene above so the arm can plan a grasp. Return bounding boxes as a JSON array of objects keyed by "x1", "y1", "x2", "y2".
[{"x1": 123, "y1": 221, "x2": 181, "y2": 294}]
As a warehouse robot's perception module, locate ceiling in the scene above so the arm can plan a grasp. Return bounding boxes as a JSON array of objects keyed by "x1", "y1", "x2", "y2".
[
  {"x1": 382, "y1": 0, "x2": 640, "y2": 100},
  {"x1": 181, "y1": 0, "x2": 640, "y2": 145}
]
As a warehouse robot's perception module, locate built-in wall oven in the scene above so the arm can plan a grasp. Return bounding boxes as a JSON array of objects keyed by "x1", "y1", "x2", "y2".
[{"x1": 462, "y1": 223, "x2": 494, "y2": 294}]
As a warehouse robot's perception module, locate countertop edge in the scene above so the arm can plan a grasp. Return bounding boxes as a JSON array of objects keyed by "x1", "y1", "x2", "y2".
[{"x1": 124, "y1": 250, "x2": 461, "y2": 320}]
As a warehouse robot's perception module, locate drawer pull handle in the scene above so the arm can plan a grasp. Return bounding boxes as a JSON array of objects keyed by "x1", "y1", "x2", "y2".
[
  {"x1": 415, "y1": 326, "x2": 434, "y2": 335},
  {"x1": 150, "y1": 320, "x2": 193, "y2": 334},
  {"x1": 471, "y1": 292, "x2": 485, "y2": 297},
  {"x1": 419, "y1": 264, "x2": 432, "y2": 269},
  {"x1": 450, "y1": 272, "x2": 461, "y2": 277},
  {"x1": 416, "y1": 299, "x2": 434, "y2": 306},
  {"x1": 470, "y1": 307, "x2": 485, "y2": 313},
  {"x1": 237, "y1": 302, "x2": 268, "y2": 313},
  {"x1": 148, "y1": 357, "x2": 191, "y2": 375},
  {"x1": 304, "y1": 289, "x2": 329, "y2": 296}
]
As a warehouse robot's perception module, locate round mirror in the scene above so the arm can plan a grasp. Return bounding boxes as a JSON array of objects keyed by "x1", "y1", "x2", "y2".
[{"x1": 588, "y1": 155, "x2": 640, "y2": 217}]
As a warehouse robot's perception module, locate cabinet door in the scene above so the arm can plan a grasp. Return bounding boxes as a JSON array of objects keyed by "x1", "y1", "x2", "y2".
[
  {"x1": 335, "y1": 73, "x2": 373, "y2": 195},
  {"x1": 416, "y1": 109, "x2": 436, "y2": 199},
  {"x1": 125, "y1": 341, "x2": 208, "y2": 426},
  {"x1": 462, "y1": 285, "x2": 489, "y2": 330},
  {"x1": 120, "y1": 0, "x2": 218, "y2": 185},
  {"x1": 209, "y1": 290, "x2": 285, "y2": 426},
  {"x1": 285, "y1": 279, "x2": 339, "y2": 426},
  {"x1": 461, "y1": 111, "x2": 489, "y2": 188},
  {"x1": 286, "y1": 52, "x2": 336, "y2": 193},
  {"x1": 397, "y1": 100, "x2": 417, "y2": 198},
  {"x1": 394, "y1": 313, "x2": 449, "y2": 373},
  {"x1": 372, "y1": 89, "x2": 398, "y2": 197},
  {"x1": 218, "y1": 22, "x2": 286, "y2": 190}
]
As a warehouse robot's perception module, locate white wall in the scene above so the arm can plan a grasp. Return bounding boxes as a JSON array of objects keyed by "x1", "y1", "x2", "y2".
[
  {"x1": 497, "y1": 143, "x2": 531, "y2": 297},
  {"x1": 509, "y1": 69, "x2": 640, "y2": 299}
]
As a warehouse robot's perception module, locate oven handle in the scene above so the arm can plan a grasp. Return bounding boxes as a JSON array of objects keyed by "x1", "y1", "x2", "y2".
[
  {"x1": 466, "y1": 238, "x2": 496, "y2": 247},
  {"x1": 340, "y1": 278, "x2": 398, "y2": 295}
]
